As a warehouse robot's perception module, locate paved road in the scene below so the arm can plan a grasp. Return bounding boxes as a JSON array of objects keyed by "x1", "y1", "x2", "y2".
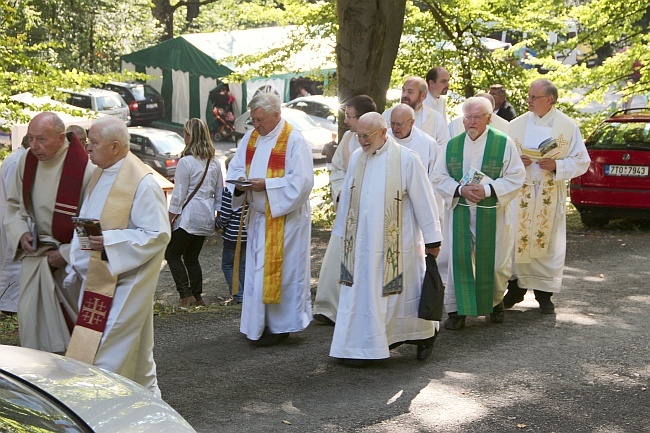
[{"x1": 154, "y1": 228, "x2": 650, "y2": 433}]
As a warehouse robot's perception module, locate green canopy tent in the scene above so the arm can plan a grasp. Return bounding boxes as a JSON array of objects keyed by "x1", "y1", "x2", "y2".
[{"x1": 121, "y1": 37, "x2": 233, "y2": 127}]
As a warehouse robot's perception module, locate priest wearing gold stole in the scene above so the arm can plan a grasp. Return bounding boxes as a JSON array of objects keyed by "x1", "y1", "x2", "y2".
[
  {"x1": 433, "y1": 97, "x2": 525, "y2": 331},
  {"x1": 4, "y1": 112, "x2": 94, "y2": 353},
  {"x1": 227, "y1": 93, "x2": 314, "y2": 346},
  {"x1": 65, "y1": 117, "x2": 171, "y2": 396},
  {"x1": 330, "y1": 113, "x2": 442, "y2": 366},
  {"x1": 505, "y1": 79, "x2": 590, "y2": 314}
]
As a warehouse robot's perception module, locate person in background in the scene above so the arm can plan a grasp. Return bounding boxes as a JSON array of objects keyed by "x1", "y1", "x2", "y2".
[
  {"x1": 65, "y1": 116, "x2": 170, "y2": 396},
  {"x1": 424, "y1": 66, "x2": 450, "y2": 123},
  {"x1": 0, "y1": 135, "x2": 30, "y2": 318},
  {"x1": 489, "y1": 84, "x2": 517, "y2": 122},
  {"x1": 4, "y1": 112, "x2": 94, "y2": 353},
  {"x1": 65, "y1": 125, "x2": 88, "y2": 150},
  {"x1": 216, "y1": 154, "x2": 247, "y2": 305},
  {"x1": 321, "y1": 132, "x2": 338, "y2": 171},
  {"x1": 165, "y1": 118, "x2": 223, "y2": 308},
  {"x1": 227, "y1": 92, "x2": 314, "y2": 346}
]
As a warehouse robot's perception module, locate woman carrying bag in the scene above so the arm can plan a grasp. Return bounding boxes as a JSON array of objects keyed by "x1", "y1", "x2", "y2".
[{"x1": 166, "y1": 118, "x2": 223, "y2": 307}]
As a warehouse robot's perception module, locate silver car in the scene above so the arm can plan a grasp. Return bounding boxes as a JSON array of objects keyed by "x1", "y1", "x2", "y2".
[
  {"x1": 61, "y1": 88, "x2": 131, "y2": 125},
  {"x1": 0, "y1": 345, "x2": 196, "y2": 432},
  {"x1": 284, "y1": 95, "x2": 339, "y2": 132},
  {"x1": 234, "y1": 107, "x2": 333, "y2": 159}
]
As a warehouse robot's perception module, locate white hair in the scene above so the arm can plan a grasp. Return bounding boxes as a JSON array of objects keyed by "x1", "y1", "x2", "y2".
[
  {"x1": 91, "y1": 116, "x2": 130, "y2": 147},
  {"x1": 462, "y1": 97, "x2": 493, "y2": 115},
  {"x1": 249, "y1": 92, "x2": 281, "y2": 114}
]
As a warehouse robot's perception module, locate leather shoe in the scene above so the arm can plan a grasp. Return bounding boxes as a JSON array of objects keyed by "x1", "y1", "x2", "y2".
[
  {"x1": 444, "y1": 312, "x2": 466, "y2": 330},
  {"x1": 503, "y1": 279, "x2": 527, "y2": 308},
  {"x1": 179, "y1": 296, "x2": 196, "y2": 309},
  {"x1": 489, "y1": 301, "x2": 505, "y2": 324},
  {"x1": 340, "y1": 358, "x2": 371, "y2": 367},
  {"x1": 313, "y1": 313, "x2": 335, "y2": 326},
  {"x1": 416, "y1": 334, "x2": 437, "y2": 361},
  {"x1": 254, "y1": 329, "x2": 290, "y2": 347},
  {"x1": 534, "y1": 290, "x2": 555, "y2": 314}
]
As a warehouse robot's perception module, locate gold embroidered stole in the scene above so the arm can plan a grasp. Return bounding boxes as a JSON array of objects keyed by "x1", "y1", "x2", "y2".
[
  {"x1": 245, "y1": 122, "x2": 293, "y2": 304},
  {"x1": 66, "y1": 153, "x2": 150, "y2": 364},
  {"x1": 341, "y1": 139, "x2": 403, "y2": 295},
  {"x1": 510, "y1": 110, "x2": 573, "y2": 262}
]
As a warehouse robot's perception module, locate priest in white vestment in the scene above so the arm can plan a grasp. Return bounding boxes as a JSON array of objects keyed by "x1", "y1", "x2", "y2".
[
  {"x1": 383, "y1": 77, "x2": 450, "y2": 147},
  {"x1": 433, "y1": 97, "x2": 525, "y2": 330},
  {"x1": 227, "y1": 93, "x2": 314, "y2": 346},
  {"x1": 424, "y1": 66, "x2": 450, "y2": 123},
  {"x1": 448, "y1": 93, "x2": 509, "y2": 138},
  {"x1": 330, "y1": 113, "x2": 442, "y2": 365},
  {"x1": 4, "y1": 112, "x2": 94, "y2": 353},
  {"x1": 314, "y1": 95, "x2": 376, "y2": 325},
  {"x1": 505, "y1": 79, "x2": 590, "y2": 314},
  {"x1": 66, "y1": 117, "x2": 170, "y2": 396},
  {"x1": 0, "y1": 139, "x2": 28, "y2": 315}
]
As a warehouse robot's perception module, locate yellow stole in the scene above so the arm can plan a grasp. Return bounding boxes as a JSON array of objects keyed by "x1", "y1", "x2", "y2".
[
  {"x1": 66, "y1": 153, "x2": 150, "y2": 364},
  {"x1": 509, "y1": 109, "x2": 573, "y2": 263},
  {"x1": 245, "y1": 122, "x2": 293, "y2": 304}
]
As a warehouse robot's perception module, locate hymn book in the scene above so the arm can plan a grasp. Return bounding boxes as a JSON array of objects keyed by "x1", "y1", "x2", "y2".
[
  {"x1": 72, "y1": 217, "x2": 102, "y2": 250},
  {"x1": 521, "y1": 137, "x2": 561, "y2": 160},
  {"x1": 460, "y1": 166, "x2": 494, "y2": 186}
]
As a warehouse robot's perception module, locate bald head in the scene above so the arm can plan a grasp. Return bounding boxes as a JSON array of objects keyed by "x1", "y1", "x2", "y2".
[
  {"x1": 357, "y1": 112, "x2": 387, "y2": 153},
  {"x1": 390, "y1": 104, "x2": 415, "y2": 139},
  {"x1": 475, "y1": 92, "x2": 496, "y2": 110},
  {"x1": 27, "y1": 112, "x2": 66, "y2": 161}
]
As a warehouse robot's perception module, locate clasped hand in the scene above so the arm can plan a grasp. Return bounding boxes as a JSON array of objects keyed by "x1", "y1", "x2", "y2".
[{"x1": 461, "y1": 183, "x2": 485, "y2": 204}]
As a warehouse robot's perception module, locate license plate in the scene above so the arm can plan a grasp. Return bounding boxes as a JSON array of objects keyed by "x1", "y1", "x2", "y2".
[
  {"x1": 605, "y1": 165, "x2": 649, "y2": 177},
  {"x1": 146, "y1": 103, "x2": 158, "y2": 109}
]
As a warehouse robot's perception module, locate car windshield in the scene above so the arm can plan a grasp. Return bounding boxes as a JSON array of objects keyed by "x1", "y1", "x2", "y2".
[
  {"x1": 130, "y1": 85, "x2": 159, "y2": 102},
  {"x1": 587, "y1": 121, "x2": 650, "y2": 150},
  {"x1": 96, "y1": 95, "x2": 126, "y2": 110},
  {"x1": 151, "y1": 133, "x2": 185, "y2": 155},
  {"x1": 283, "y1": 110, "x2": 319, "y2": 130}
]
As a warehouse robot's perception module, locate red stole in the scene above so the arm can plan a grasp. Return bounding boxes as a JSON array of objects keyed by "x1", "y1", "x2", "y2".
[{"x1": 22, "y1": 134, "x2": 89, "y2": 244}]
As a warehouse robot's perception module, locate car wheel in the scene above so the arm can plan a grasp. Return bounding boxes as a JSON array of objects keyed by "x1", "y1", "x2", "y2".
[{"x1": 580, "y1": 213, "x2": 609, "y2": 229}]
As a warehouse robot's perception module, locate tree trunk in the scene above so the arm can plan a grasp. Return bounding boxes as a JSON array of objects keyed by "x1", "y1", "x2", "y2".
[
  {"x1": 336, "y1": 0, "x2": 407, "y2": 120},
  {"x1": 186, "y1": 0, "x2": 200, "y2": 32},
  {"x1": 151, "y1": 0, "x2": 176, "y2": 41}
]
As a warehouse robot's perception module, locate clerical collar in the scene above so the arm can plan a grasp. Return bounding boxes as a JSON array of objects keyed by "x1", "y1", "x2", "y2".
[
  {"x1": 393, "y1": 131, "x2": 412, "y2": 144},
  {"x1": 263, "y1": 119, "x2": 286, "y2": 140},
  {"x1": 103, "y1": 156, "x2": 126, "y2": 174},
  {"x1": 531, "y1": 107, "x2": 556, "y2": 127},
  {"x1": 373, "y1": 138, "x2": 390, "y2": 155},
  {"x1": 429, "y1": 92, "x2": 440, "y2": 100}
]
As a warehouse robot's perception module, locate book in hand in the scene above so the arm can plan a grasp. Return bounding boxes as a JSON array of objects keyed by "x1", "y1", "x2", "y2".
[
  {"x1": 72, "y1": 217, "x2": 102, "y2": 250},
  {"x1": 226, "y1": 179, "x2": 253, "y2": 188},
  {"x1": 521, "y1": 137, "x2": 561, "y2": 160},
  {"x1": 460, "y1": 166, "x2": 494, "y2": 186}
]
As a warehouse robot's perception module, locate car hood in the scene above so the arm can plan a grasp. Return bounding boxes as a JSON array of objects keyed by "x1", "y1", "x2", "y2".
[
  {"x1": 0, "y1": 345, "x2": 196, "y2": 433},
  {"x1": 300, "y1": 127, "x2": 330, "y2": 151}
]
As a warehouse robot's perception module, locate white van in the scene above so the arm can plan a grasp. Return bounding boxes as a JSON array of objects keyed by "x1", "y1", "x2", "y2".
[{"x1": 62, "y1": 88, "x2": 131, "y2": 125}]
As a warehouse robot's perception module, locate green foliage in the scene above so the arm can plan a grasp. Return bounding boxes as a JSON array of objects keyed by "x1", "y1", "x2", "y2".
[{"x1": 311, "y1": 168, "x2": 336, "y2": 228}]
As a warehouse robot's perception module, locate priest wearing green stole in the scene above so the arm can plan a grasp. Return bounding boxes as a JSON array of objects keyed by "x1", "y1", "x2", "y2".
[
  {"x1": 505, "y1": 79, "x2": 590, "y2": 314},
  {"x1": 433, "y1": 97, "x2": 525, "y2": 330},
  {"x1": 330, "y1": 113, "x2": 443, "y2": 365}
]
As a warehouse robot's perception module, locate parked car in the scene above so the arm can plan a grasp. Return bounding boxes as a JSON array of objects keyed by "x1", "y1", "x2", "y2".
[
  {"x1": 284, "y1": 95, "x2": 339, "y2": 132},
  {"x1": 103, "y1": 81, "x2": 165, "y2": 125},
  {"x1": 61, "y1": 88, "x2": 131, "y2": 125},
  {"x1": 570, "y1": 108, "x2": 650, "y2": 228},
  {"x1": 128, "y1": 127, "x2": 185, "y2": 180},
  {"x1": 0, "y1": 345, "x2": 196, "y2": 432},
  {"x1": 234, "y1": 107, "x2": 332, "y2": 159}
]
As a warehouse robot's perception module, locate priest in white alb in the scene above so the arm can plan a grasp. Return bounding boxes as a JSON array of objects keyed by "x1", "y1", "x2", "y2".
[
  {"x1": 505, "y1": 79, "x2": 590, "y2": 314},
  {"x1": 330, "y1": 112, "x2": 442, "y2": 366},
  {"x1": 65, "y1": 116, "x2": 170, "y2": 396},
  {"x1": 433, "y1": 97, "x2": 525, "y2": 331},
  {"x1": 227, "y1": 92, "x2": 314, "y2": 346}
]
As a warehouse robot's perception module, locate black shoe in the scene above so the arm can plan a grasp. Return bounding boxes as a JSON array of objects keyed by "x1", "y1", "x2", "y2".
[
  {"x1": 534, "y1": 290, "x2": 555, "y2": 314},
  {"x1": 253, "y1": 329, "x2": 290, "y2": 347},
  {"x1": 444, "y1": 312, "x2": 466, "y2": 330},
  {"x1": 490, "y1": 301, "x2": 505, "y2": 324},
  {"x1": 416, "y1": 334, "x2": 437, "y2": 361},
  {"x1": 313, "y1": 313, "x2": 335, "y2": 326},
  {"x1": 503, "y1": 279, "x2": 527, "y2": 308}
]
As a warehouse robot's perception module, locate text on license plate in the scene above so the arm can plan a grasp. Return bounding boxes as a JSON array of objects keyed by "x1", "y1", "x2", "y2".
[
  {"x1": 146, "y1": 103, "x2": 158, "y2": 109},
  {"x1": 605, "y1": 165, "x2": 649, "y2": 177}
]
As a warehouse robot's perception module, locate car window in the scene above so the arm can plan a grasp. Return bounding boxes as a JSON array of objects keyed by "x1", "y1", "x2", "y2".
[
  {"x1": 587, "y1": 121, "x2": 650, "y2": 150},
  {"x1": 96, "y1": 95, "x2": 125, "y2": 111},
  {"x1": 67, "y1": 94, "x2": 92, "y2": 110},
  {"x1": 150, "y1": 133, "x2": 185, "y2": 155}
]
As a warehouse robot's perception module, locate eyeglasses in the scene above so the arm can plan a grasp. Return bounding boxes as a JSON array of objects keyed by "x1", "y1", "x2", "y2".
[
  {"x1": 527, "y1": 94, "x2": 549, "y2": 101},
  {"x1": 356, "y1": 129, "x2": 381, "y2": 141},
  {"x1": 390, "y1": 120, "x2": 408, "y2": 128},
  {"x1": 463, "y1": 114, "x2": 489, "y2": 121}
]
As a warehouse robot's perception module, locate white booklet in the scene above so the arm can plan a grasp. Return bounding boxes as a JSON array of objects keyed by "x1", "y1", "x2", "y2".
[{"x1": 460, "y1": 166, "x2": 494, "y2": 186}]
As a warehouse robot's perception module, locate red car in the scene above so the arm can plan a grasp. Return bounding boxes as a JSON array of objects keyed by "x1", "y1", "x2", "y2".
[{"x1": 570, "y1": 108, "x2": 650, "y2": 228}]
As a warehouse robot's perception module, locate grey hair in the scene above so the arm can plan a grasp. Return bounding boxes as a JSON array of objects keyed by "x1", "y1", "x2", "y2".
[
  {"x1": 249, "y1": 92, "x2": 281, "y2": 114},
  {"x1": 532, "y1": 79, "x2": 558, "y2": 104},
  {"x1": 463, "y1": 97, "x2": 493, "y2": 115},
  {"x1": 391, "y1": 103, "x2": 415, "y2": 120},
  {"x1": 92, "y1": 116, "x2": 130, "y2": 148}
]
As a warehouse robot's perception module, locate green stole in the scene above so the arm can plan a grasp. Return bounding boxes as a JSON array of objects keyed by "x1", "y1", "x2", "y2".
[{"x1": 447, "y1": 128, "x2": 507, "y2": 316}]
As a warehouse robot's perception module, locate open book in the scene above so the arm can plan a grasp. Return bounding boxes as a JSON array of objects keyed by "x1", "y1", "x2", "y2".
[
  {"x1": 72, "y1": 217, "x2": 102, "y2": 250},
  {"x1": 521, "y1": 137, "x2": 561, "y2": 160},
  {"x1": 460, "y1": 166, "x2": 494, "y2": 186}
]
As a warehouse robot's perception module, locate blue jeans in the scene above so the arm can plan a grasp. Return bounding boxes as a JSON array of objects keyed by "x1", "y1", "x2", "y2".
[{"x1": 222, "y1": 245, "x2": 246, "y2": 302}]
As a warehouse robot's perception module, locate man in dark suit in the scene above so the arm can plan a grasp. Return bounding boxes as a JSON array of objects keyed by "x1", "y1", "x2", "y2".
[{"x1": 489, "y1": 84, "x2": 517, "y2": 121}]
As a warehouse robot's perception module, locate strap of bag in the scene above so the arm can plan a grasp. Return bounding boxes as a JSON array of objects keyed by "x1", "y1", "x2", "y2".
[{"x1": 182, "y1": 158, "x2": 211, "y2": 211}]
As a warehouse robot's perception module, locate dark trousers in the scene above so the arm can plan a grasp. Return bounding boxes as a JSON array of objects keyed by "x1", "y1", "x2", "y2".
[{"x1": 165, "y1": 228, "x2": 206, "y2": 299}]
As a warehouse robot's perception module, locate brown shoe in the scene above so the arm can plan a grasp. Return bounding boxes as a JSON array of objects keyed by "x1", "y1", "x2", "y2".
[
  {"x1": 179, "y1": 296, "x2": 196, "y2": 308},
  {"x1": 195, "y1": 299, "x2": 206, "y2": 307}
]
